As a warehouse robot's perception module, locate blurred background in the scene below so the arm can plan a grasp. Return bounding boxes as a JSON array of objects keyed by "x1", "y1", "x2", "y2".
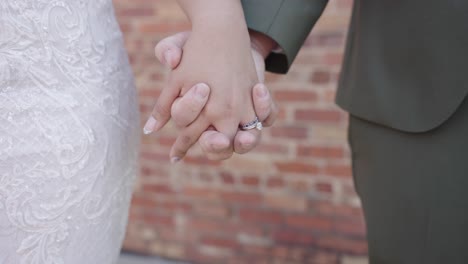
[{"x1": 114, "y1": 0, "x2": 367, "y2": 263}]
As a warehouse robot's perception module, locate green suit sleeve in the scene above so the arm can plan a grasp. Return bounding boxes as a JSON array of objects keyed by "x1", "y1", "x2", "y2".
[{"x1": 241, "y1": 0, "x2": 329, "y2": 73}]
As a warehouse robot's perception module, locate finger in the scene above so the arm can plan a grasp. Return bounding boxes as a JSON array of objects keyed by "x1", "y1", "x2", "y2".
[
  {"x1": 263, "y1": 99, "x2": 279, "y2": 127},
  {"x1": 239, "y1": 90, "x2": 260, "y2": 131},
  {"x1": 234, "y1": 129, "x2": 262, "y2": 154},
  {"x1": 252, "y1": 83, "x2": 277, "y2": 127},
  {"x1": 170, "y1": 119, "x2": 210, "y2": 162},
  {"x1": 155, "y1": 31, "x2": 190, "y2": 69},
  {"x1": 143, "y1": 82, "x2": 180, "y2": 135},
  {"x1": 232, "y1": 83, "x2": 269, "y2": 154},
  {"x1": 171, "y1": 83, "x2": 210, "y2": 128},
  {"x1": 198, "y1": 130, "x2": 234, "y2": 160}
]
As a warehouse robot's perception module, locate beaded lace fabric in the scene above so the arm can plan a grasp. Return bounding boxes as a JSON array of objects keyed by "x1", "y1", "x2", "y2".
[{"x1": 0, "y1": 1, "x2": 139, "y2": 263}]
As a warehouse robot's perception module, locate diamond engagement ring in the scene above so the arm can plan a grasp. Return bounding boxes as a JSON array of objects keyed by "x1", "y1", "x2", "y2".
[{"x1": 240, "y1": 117, "x2": 263, "y2": 131}]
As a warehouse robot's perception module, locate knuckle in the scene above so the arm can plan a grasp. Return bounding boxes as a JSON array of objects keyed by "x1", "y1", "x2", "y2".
[
  {"x1": 153, "y1": 102, "x2": 171, "y2": 118},
  {"x1": 179, "y1": 134, "x2": 193, "y2": 147}
]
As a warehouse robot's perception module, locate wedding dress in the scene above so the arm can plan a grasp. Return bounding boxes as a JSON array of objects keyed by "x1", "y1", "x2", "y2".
[{"x1": 0, "y1": 0, "x2": 140, "y2": 263}]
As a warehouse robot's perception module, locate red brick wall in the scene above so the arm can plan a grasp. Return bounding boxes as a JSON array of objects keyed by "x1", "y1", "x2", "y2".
[{"x1": 114, "y1": 0, "x2": 366, "y2": 263}]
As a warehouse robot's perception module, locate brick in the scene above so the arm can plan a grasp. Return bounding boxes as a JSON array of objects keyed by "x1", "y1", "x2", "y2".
[
  {"x1": 307, "y1": 252, "x2": 339, "y2": 264},
  {"x1": 323, "y1": 52, "x2": 344, "y2": 66},
  {"x1": 310, "y1": 201, "x2": 364, "y2": 219},
  {"x1": 334, "y1": 219, "x2": 367, "y2": 237},
  {"x1": 221, "y1": 191, "x2": 262, "y2": 204},
  {"x1": 238, "y1": 233, "x2": 272, "y2": 247},
  {"x1": 255, "y1": 143, "x2": 289, "y2": 155},
  {"x1": 285, "y1": 215, "x2": 332, "y2": 231},
  {"x1": 288, "y1": 180, "x2": 312, "y2": 193},
  {"x1": 266, "y1": 176, "x2": 286, "y2": 189},
  {"x1": 143, "y1": 212, "x2": 174, "y2": 228},
  {"x1": 275, "y1": 162, "x2": 319, "y2": 174},
  {"x1": 183, "y1": 156, "x2": 222, "y2": 166},
  {"x1": 307, "y1": 32, "x2": 345, "y2": 47},
  {"x1": 131, "y1": 195, "x2": 157, "y2": 208},
  {"x1": 201, "y1": 237, "x2": 239, "y2": 249},
  {"x1": 271, "y1": 246, "x2": 289, "y2": 258},
  {"x1": 238, "y1": 209, "x2": 283, "y2": 225},
  {"x1": 140, "y1": 151, "x2": 170, "y2": 162},
  {"x1": 274, "y1": 90, "x2": 318, "y2": 102},
  {"x1": 273, "y1": 229, "x2": 314, "y2": 245},
  {"x1": 187, "y1": 218, "x2": 223, "y2": 234},
  {"x1": 138, "y1": 88, "x2": 161, "y2": 98},
  {"x1": 156, "y1": 200, "x2": 192, "y2": 213},
  {"x1": 289, "y1": 248, "x2": 307, "y2": 261},
  {"x1": 315, "y1": 182, "x2": 333, "y2": 194},
  {"x1": 193, "y1": 203, "x2": 230, "y2": 219},
  {"x1": 122, "y1": 236, "x2": 149, "y2": 254},
  {"x1": 139, "y1": 165, "x2": 168, "y2": 179},
  {"x1": 198, "y1": 172, "x2": 215, "y2": 183},
  {"x1": 142, "y1": 183, "x2": 174, "y2": 194},
  {"x1": 310, "y1": 70, "x2": 331, "y2": 84},
  {"x1": 219, "y1": 171, "x2": 236, "y2": 185},
  {"x1": 165, "y1": 243, "x2": 186, "y2": 259},
  {"x1": 316, "y1": 235, "x2": 368, "y2": 255},
  {"x1": 183, "y1": 187, "x2": 220, "y2": 200},
  {"x1": 271, "y1": 126, "x2": 308, "y2": 139},
  {"x1": 197, "y1": 245, "x2": 233, "y2": 258},
  {"x1": 297, "y1": 146, "x2": 345, "y2": 159},
  {"x1": 158, "y1": 229, "x2": 190, "y2": 243},
  {"x1": 264, "y1": 194, "x2": 307, "y2": 212},
  {"x1": 240, "y1": 175, "x2": 260, "y2": 187},
  {"x1": 323, "y1": 164, "x2": 352, "y2": 178},
  {"x1": 157, "y1": 136, "x2": 176, "y2": 147}
]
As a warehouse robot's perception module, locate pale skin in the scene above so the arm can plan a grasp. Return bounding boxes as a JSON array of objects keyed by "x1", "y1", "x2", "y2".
[{"x1": 144, "y1": 0, "x2": 277, "y2": 161}]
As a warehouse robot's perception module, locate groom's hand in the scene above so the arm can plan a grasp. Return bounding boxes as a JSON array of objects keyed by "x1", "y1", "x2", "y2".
[{"x1": 151, "y1": 32, "x2": 278, "y2": 161}]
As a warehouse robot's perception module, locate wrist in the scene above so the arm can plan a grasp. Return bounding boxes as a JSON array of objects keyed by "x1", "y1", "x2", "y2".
[{"x1": 181, "y1": 0, "x2": 247, "y2": 32}]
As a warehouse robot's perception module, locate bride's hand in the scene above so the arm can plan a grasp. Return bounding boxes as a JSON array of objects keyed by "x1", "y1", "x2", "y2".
[
  {"x1": 163, "y1": 26, "x2": 258, "y2": 161},
  {"x1": 148, "y1": 31, "x2": 278, "y2": 161}
]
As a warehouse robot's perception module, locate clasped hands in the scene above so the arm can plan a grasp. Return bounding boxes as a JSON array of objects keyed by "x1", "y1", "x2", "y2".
[{"x1": 143, "y1": 30, "x2": 277, "y2": 162}]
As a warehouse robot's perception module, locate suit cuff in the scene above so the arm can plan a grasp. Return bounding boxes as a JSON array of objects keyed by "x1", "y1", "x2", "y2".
[{"x1": 242, "y1": 0, "x2": 329, "y2": 73}]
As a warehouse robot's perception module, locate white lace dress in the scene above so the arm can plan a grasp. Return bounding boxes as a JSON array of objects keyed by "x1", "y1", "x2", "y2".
[{"x1": 0, "y1": 1, "x2": 140, "y2": 263}]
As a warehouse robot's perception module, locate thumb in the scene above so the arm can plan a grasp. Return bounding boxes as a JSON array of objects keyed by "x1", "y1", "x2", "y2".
[
  {"x1": 155, "y1": 31, "x2": 190, "y2": 69},
  {"x1": 252, "y1": 83, "x2": 277, "y2": 127}
]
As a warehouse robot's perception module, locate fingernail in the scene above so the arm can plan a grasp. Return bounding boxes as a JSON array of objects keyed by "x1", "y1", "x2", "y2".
[
  {"x1": 171, "y1": 157, "x2": 181, "y2": 164},
  {"x1": 143, "y1": 116, "x2": 157, "y2": 135},
  {"x1": 256, "y1": 84, "x2": 268, "y2": 98},
  {"x1": 164, "y1": 50, "x2": 173, "y2": 66},
  {"x1": 195, "y1": 83, "x2": 209, "y2": 99}
]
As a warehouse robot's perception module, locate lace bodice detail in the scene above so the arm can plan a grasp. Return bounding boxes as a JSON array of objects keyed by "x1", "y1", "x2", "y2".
[{"x1": 0, "y1": 1, "x2": 139, "y2": 263}]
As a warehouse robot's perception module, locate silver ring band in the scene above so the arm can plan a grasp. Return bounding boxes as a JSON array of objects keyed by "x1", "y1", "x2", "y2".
[{"x1": 240, "y1": 117, "x2": 263, "y2": 131}]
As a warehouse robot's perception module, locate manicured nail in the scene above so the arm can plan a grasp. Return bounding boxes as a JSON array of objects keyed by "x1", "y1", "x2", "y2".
[
  {"x1": 256, "y1": 84, "x2": 268, "y2": 98},
  {"x1": 195, "y1": 83, "x2": 209, "y2": 99},
  {"x1": 171, "y1": 157, "x2": 181, "y2": 164},
  {"x1": 143, "y1": 116, "x2": 157, "y2": 135}
]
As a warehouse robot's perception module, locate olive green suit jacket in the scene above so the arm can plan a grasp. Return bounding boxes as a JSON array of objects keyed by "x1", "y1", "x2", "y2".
[{"x1": 241, "y1": 0, "x2": 468, "y2": 132}]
